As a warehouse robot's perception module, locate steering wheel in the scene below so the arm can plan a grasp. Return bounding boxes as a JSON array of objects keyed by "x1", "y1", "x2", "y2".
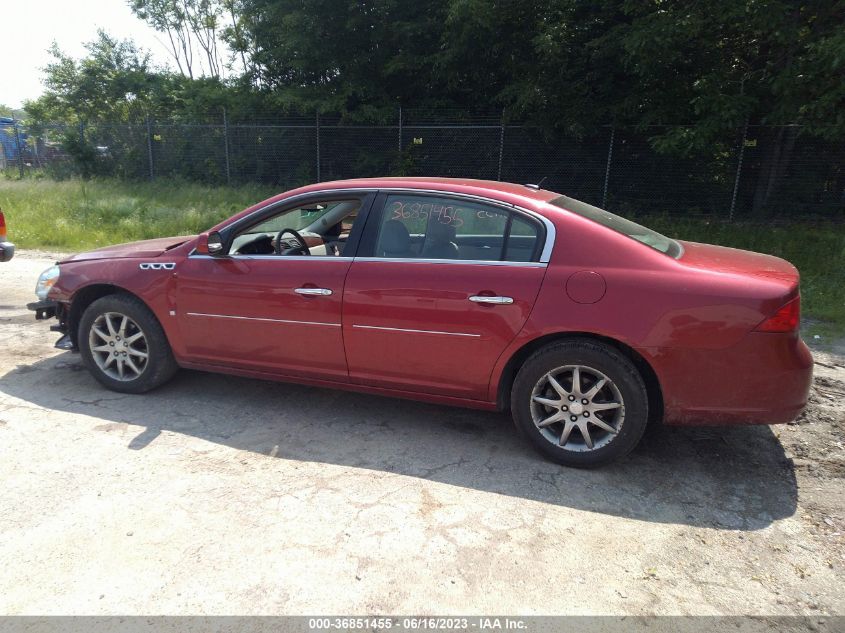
[{"x1": 274, "y1": 228, "x2": 311, "y2": 256}]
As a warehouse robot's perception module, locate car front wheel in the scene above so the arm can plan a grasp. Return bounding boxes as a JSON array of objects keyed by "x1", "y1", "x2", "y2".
[
  {"x1": 78, "y1": 294, "x2": 178, "y2": 394},
  {"x1": 511, "y1": 339, "x2": 649, "y2": 468}
]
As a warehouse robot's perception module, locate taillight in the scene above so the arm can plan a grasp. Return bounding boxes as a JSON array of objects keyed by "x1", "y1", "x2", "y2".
[
  {"x1": 0, "y1": 210, "x2": 6, "y2": 241},
  {"x1": 755, "y1": 296, "x2": 800, "y2": 333}
]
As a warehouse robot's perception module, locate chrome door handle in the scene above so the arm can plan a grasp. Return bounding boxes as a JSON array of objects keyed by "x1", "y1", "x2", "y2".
[
  {"x1": 295, "y1": 287, "x2": 333, "y2": 296},
  {"x1": 469, "y1": 295, "x2": 513, "y2": 305}
]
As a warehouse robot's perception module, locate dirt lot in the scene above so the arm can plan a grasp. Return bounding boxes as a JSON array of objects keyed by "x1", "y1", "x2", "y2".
[{"x1": 1, "y1": 252, "x2": 844, "y2": 616}]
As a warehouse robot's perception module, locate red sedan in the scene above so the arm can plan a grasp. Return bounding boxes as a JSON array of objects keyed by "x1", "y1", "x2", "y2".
[
  {"x1": 28, "y1": 178, "x2": 813, "y2": 467},
  {"x1": 0, "y1": 209, "x2": 14, "y2": 262}
]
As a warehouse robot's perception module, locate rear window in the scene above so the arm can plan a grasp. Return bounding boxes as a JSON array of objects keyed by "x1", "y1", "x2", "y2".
[{"x1": 550, "y1": 196, "x2": 682, "y2": 258}]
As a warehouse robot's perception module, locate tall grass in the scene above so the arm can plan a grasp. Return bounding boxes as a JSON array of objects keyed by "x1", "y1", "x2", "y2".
[
  {"x1": 0, "y1": 178, "x2": 277, "y2": 251},
  {"x1": 1, "y1": 177, "x2": 843, "y2": 332}
]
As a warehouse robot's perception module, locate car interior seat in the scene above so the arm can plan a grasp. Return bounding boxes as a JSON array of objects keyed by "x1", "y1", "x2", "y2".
[
  {"x1": 379, "y1": 220, "x2": 414, "y2": 257},
  {"x1": 422, "y1": 220, "x2": 460, "y2": 259}
]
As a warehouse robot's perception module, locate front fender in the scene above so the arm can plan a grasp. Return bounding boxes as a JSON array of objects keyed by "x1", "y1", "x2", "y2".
[{"x1": 52, "y1": 257, "x2": 182, "y2": 355}]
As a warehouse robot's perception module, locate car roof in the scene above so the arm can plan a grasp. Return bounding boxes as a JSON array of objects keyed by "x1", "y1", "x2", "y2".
[
  {"x1": 215, "y1": 177, "x2": 568, "y2": 234},
  {"x1": 276, "y1": 177, "x2": 562, "y2": 211}
]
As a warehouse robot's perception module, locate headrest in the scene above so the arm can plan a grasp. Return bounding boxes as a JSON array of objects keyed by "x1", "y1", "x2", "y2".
[
  {"x1": 428, "y1": 220, "x2": 456, "y2": 243},
  {"x1": 380, "y1": 220, "x2": 411, "y2": 254}
]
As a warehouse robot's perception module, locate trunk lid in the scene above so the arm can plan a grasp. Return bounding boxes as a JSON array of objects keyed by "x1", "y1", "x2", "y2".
[{"x1": 678, "y1": 240, "x2": 799, "y2": 288}]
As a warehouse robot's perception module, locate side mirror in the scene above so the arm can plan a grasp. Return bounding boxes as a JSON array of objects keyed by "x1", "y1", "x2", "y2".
[
  {"x1": 196, "y1": 231, "x2": 226, "y2": 257},
  {"x1": 207, "y1": 232, "x2": 225, "y2": 256}
]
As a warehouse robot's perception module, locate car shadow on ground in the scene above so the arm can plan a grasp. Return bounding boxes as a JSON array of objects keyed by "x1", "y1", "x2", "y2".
[{"x1": 0, "y1": 353, "x2": 798, "y2": 531}]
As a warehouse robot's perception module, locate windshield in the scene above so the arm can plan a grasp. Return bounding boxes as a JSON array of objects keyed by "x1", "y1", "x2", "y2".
[{"x1": 550, "y1": 196, "x2": 682, "y2": 258}]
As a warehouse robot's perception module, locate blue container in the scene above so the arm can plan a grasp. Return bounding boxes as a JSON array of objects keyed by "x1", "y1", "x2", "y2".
[{"x1": 0, "y1": 117, "x2": 27, "y2": 167}]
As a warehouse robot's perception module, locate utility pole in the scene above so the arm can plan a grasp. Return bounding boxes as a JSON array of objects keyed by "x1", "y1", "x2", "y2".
[
  {"x1": 729, "y1": 120, "x2": 749, "y2": 222},
  {"x1": 13, "y1": 121, "x2": 24, "y2": 179},
  {"x1": 497, "y1": 110, "x2": 505, "y2": 181},
  {"x1": 316, "y1": 112, "x2": 321, "y2": 182},
  {"x1": 145, "y1": 115, "x2": 155, "y2": 181},
  {"x1": 223, "y1": 108, "x2": 231, "y2": 185},
  {"x1": 602, "y1": 127, "x2": 615, "y2": 208}
]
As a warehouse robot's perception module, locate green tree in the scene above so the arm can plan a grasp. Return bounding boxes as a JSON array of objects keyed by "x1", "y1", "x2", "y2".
[
  {"x1": 591, "y1": 0, "x2": 845, "y2": 211},
  {"x1": 0, "y1": 105, "x2": 28, "y2": 120},
  {"x1": 232, "y1": 0, "x2": 451, "y2": 116},
  {"x1": 129, "y1": 0, "x2": 228, "y2": 79},
  {"x1": 26, "y1": 31, "x2": 159, "y2": 123},
  {"x1": 25, "y1": 30, "x2": 249, "y2": 124},
  {"x1": 22, "y1": 0, "x2": 845, "y2": 202}
]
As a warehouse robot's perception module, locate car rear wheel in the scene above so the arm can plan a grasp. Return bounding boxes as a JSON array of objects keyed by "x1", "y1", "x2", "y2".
[
  {"x1": 511, "y1": 339, "x2": 648, "y2": 468},
  {"x1": 78, "y1": 294, "x2": 177, "y2": 394}
]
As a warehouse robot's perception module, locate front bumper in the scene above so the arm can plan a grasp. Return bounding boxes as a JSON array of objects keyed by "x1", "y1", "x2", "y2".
[
  {"x1": 27, "y1": 299, "x2": 74, "y2": 350},
  {"x1": 27, "y1": 299, "x2": 57, "y2": 320}
]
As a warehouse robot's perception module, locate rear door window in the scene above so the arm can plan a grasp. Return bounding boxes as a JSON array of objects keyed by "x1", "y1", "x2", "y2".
[{"x1": 370, "y1": 194, "x2": 542, "y2": 262}]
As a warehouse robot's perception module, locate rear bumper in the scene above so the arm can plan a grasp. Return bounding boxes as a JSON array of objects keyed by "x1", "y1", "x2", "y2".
[{"x1": 645, "y1": 332, "x2": 814, "y2": 426}]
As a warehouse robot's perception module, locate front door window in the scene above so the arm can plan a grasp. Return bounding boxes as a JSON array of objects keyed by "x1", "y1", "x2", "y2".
[{"x1": 231, "y1": 199, "x2": 362, "y2": 257}]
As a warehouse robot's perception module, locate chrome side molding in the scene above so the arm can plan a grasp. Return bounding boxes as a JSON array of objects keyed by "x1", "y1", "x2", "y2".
[
  {"x1": 351, "y1": 324, "x2": 481, "y2": 338},
  {"x1": 186, "y1": 312, "x2": 341, "y2": 327}
]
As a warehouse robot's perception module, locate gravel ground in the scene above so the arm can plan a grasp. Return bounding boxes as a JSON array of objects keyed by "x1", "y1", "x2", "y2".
[{"x1": 0, "y1": 252, "x2": 843, "y2": 616}]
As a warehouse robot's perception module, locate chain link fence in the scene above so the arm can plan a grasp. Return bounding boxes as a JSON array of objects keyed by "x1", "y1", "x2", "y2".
[{"x1": 4, "y1": 110, "x2": 843, "y2": 218}]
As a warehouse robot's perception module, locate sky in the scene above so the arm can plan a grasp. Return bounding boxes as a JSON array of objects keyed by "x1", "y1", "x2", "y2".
[{"x1": 0, "y1": 0, "x2": 176, "y2": 108}]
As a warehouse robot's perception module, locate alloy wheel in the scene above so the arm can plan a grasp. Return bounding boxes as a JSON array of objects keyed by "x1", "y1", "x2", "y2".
[
  {"x1": 88, "y1": 312, "x2": 149, "y2": 381},
  {"x1": 530, "y1": 364, "x2": 625, "y2": 452}
]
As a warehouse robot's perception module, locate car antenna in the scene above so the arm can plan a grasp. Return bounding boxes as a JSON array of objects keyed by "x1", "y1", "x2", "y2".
[{"x1": 523, "y1": 176, "x2": 548, "y2": 190}]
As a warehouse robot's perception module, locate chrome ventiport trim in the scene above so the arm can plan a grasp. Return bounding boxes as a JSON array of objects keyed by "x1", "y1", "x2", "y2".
[
  {"x1": 139, "y1": 262, "x2": 176, "y2": 270},
  {"x1": 186, "y1": 312, "x2": 340, "y2": 327},
  {"x1": 351, "y1": 324, "x2": 481, "y2": 338}
]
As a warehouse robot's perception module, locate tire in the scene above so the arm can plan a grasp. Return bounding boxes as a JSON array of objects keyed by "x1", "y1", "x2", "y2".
[
  {"x1": 511, "y1": 339, "x2": 648, "y2": 468},
  {"x1": 78, "y1": 294, "x2": 178, "y2": 394}
]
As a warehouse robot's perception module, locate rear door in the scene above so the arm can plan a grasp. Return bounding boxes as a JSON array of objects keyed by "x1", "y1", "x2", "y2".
[{"x1": 342, "y1": 192, "x2": 550, "y2": 401}]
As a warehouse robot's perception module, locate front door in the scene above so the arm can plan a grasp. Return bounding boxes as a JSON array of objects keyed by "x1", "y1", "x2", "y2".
[
  {"x1": 342, "y1": 192, "x2": 549, "y2": 400},
  {"x1": 174, "y1": 195, "x2": 372, "y2": 380}
]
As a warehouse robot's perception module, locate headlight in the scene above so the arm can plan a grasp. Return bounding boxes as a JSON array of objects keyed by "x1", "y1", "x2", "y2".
[{"x1": 35, "y1": 265, "x2": 60, "y2": 300}]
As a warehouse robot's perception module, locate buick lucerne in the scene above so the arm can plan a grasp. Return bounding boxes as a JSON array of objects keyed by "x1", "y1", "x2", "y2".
[{"x1": 28, "y1": 178, "x2": 813, "y2": 467}]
